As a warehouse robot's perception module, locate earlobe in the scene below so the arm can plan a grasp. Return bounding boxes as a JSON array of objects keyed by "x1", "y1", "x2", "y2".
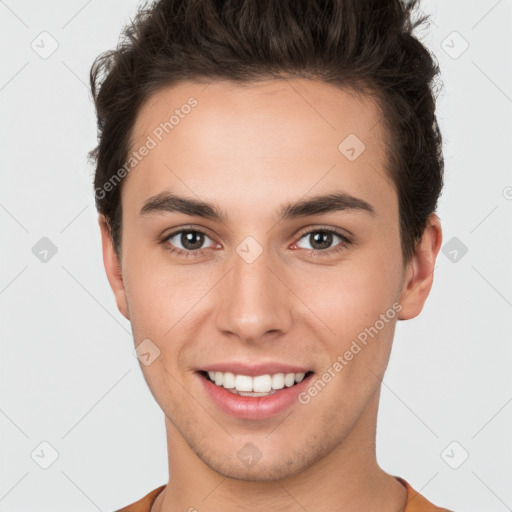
[
  {"x1": 98, "y1": 215, "x2": 130, "y2": 321},
  {"x1": 397, "y1": 213, "x2": 443, "y2": 320}
]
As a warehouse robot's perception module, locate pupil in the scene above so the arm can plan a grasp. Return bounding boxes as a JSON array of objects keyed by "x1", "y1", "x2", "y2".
[
  {"x1": 311, "y1": 232, "x2": 332, "y2": 250},
  {"x1": 182, "y1": 231, "x2": 204, "y2": 250}
]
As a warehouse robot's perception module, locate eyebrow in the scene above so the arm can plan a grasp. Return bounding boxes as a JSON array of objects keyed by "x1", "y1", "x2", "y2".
[{"x1": 140, "y1": 190, "x2": 375, "y2": 223}]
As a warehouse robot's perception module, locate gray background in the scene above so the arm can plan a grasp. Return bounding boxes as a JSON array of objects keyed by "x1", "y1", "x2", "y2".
[{"x1": 1, "y1": 0, "x2": 511, "y2": 510}]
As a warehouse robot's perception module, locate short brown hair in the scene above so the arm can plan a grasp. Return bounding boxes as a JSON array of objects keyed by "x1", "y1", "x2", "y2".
[{"x1": 89, "y1": 0, "x2": 443, "y2": 264}]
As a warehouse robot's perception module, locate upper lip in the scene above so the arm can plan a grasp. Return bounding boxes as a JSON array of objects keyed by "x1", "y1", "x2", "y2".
[{"x1": 198, "y1": 362, "x2": 312, "y2": 377}]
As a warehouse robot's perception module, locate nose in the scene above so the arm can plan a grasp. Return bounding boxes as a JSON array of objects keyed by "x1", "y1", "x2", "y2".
[{"x1": 215, "y1": 243, "x2": 293, "y2": 344}]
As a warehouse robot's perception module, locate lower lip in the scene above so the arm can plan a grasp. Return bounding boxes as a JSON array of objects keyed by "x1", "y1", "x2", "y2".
[{"x1": 197, "y1": 372, "x2": 314, "y2": 420}]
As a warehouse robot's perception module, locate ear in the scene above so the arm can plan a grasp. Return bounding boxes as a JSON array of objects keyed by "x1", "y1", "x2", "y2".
[
  {"x1": 98, "y1": 214, "x2": 130, "y2": 320},
  {"x1": 397, "y1": 213, "x2": 442, "y2": 320}
]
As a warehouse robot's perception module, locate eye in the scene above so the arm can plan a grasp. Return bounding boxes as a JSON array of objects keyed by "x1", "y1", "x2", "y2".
[
  {"x1": 161, "y1": 229, "x2": 217, "y2": 257},
  {"x1": 160, "y1": 226, "x2": 352, "y2": 259},
  {"x1": 294, "y1": 228, "x2": 351, "y2": 256}
]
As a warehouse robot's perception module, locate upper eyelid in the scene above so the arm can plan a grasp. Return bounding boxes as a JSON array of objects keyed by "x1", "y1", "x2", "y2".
[
  {"x1": 163, "y1": 225, "x2": 216, "y2": 243},
  {"x1": 295, "y1": 225, "x2": 351, "y2": 239}
]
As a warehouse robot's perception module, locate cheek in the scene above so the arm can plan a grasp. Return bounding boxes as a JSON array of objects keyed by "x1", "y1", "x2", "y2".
[
  {"x1": 310, "y1": 260, "x2": 401, "y2": 334},
  {"x1": 123, "y1": 247, "x2": 199, "y2": 323},
  {"x1": 305, "y1": 282, "x2": 399, "y2": 420},
  {"x1": 121, "y1": 253, "x2": 221, "y2": 376},
  {"x1": 303, "y1": 250, "x2": 402, "y2": 386}
]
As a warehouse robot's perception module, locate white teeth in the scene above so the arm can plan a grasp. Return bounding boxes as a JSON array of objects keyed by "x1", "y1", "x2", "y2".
[
  {"x1": 235, "y1": 374, "x2": 253, "y2": 392},
  {"x1": 295, "y1": 372, "x2": 305, "y2": 383},
  {"x1": 253, "y1": 374, "x2": 272, "y2": 393},
  {"x1": 205, "y1": 370, "x2": 309, "y2": 392},
  {"x1": 222, "y1": 371, "x2": 235, "y2": 389},
  {"x1": 271, "y1": 373, "x2": 285, "y2": 390},
  {"x1": 237, "y1": 390, "x2": 276, "y2": 397},
  {"x1": 284, "y1": 373, "x2": 295, "y2": 387}
]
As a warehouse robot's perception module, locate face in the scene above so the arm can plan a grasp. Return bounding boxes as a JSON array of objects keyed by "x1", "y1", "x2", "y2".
[{"x1": 100, "y1": 78, "x2": 441, "y2": 481}]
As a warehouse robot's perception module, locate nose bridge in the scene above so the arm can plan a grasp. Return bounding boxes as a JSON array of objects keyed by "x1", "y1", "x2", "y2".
[{"x1": 215, "y1": 239, "x2": 291, "y2": 342}]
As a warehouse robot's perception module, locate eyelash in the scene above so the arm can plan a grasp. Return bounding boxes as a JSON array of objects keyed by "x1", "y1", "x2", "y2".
[{"x1": 159, "y1": 226, "x2": 352, "y2": 259}]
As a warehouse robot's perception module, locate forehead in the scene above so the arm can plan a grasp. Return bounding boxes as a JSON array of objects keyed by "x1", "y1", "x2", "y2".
[{"x1": 124, "y1": 78, "x2": 395, "y2": 222}]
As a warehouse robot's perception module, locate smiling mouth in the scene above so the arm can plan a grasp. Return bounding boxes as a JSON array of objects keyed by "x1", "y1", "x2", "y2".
[{"x1": 198, "y1": 370, "x2": 315, "y2": 397}]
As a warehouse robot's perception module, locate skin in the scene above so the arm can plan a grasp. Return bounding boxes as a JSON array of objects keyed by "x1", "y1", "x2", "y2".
[{"x1": 99, "y1": 78, "x2": 442, "y2": 511}]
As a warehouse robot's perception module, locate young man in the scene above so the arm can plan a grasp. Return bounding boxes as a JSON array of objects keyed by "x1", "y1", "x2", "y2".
[{"x1": 89, "y1": 0, "x2": 452, "y2": 510}]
